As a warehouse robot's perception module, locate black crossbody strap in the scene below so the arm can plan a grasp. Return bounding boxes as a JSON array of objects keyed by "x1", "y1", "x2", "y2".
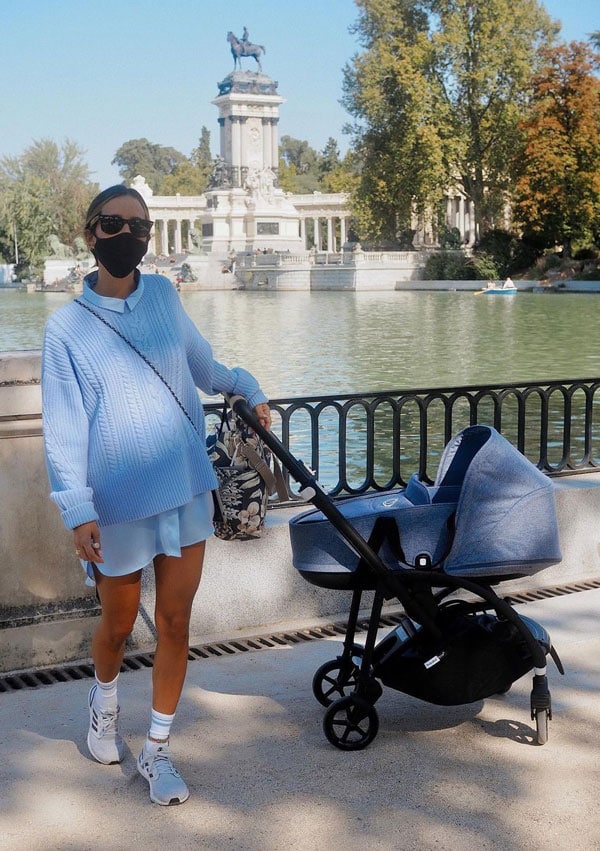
[{"x1": 74, "y1": 299, "x2": 201, "y2": 438}]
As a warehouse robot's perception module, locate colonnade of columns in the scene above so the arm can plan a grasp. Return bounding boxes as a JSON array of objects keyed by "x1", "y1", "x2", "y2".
[
  {"x1": 446, "y1": 195, "x2": 476, "y2": 245},
  {"x1": 150, "y1": 218, "x2": 198, "y2": 256},
  {"x1": 148, "y1": 202, "x2": 473, "y2": 256},
  {"x1": 299, "y1": 215, "x2": 351, "y2": 252},
  {"x1": 149, "y1": 213, "x2": 351, "y2": 256}
]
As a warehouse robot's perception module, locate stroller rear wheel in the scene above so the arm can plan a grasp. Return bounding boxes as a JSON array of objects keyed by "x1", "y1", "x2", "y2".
[
  {"x1": 534, "y1": 708, "x2": 549, "y2": 745},
  {"x1": 323, "y1": 695, "x2": 379, "y2": 751},
  {"x1": 312, "y1": 646, "x2": 363, "y2": 707},
  {"x1": 531, "y1": 672, "x2": 552, "y2": 745}
]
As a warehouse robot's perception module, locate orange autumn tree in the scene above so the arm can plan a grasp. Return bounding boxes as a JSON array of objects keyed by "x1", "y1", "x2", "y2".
[{"x1": 513, "y1": 41, "x2": 600, "y2": 257}]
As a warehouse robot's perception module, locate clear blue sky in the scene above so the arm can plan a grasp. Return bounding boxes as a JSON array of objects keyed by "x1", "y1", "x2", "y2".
[{"x1": 1, "y1": 0, "x2": 597, "y2": 189}]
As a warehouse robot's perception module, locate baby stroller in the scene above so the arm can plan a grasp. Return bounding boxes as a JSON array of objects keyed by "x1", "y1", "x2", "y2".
[{"x1": 228, "y1": 397, "x2": 564, "y2": 751}]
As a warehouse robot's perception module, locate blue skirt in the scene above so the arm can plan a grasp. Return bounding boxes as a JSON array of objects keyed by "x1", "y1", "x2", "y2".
[{"x1": 83, "y1": 491, "x2": 214, "y2": 586}]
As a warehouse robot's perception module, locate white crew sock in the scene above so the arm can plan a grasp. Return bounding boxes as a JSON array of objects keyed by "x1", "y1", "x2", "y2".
[
  {"x1": 93, "y1": 673, "x2": 119, "y2": 712},
  {"x1": 146, "y1": 708, "x2": 175, "y2": 751}
]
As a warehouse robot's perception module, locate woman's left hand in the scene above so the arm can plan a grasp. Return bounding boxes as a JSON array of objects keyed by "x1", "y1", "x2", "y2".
[{"x1": 254, "y1": 402, "x2": 272, "y2": 430}]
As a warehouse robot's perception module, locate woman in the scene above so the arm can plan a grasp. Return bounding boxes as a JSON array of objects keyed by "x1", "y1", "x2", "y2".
[{"x1": 42, "y1": 184, "x2": 271, "y2": 806}]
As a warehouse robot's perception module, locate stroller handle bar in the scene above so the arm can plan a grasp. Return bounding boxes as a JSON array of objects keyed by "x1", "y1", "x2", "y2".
[{"x1": 227, "y1": 394, "x2": 402, "y2": 600}]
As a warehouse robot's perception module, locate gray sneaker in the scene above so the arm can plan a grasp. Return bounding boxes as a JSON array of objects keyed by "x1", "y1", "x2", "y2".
[
  {"x1": 87, "y1": 684, "x2": 124, "y2": 765},
  {"x1": 137, "y1": 741, "x2": 190, "y2": 806}
]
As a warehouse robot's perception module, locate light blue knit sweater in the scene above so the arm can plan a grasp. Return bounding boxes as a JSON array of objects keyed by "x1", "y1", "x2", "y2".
[{"x1": 42, "y1": 273, "x2": 267, "y2": 529}]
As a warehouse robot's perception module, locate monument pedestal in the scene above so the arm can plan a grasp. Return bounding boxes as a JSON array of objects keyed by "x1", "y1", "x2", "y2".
[
  {"x1": 201, "y1": 184, "x2": 303, "y2": 255},
  {"x1": 243, "y1": 189, "x2": 304, "y2": 253}
]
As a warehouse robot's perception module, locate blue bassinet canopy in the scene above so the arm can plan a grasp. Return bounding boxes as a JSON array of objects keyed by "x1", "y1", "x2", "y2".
[
  {"x1": 289, "y1": 425, "x2": 562, "y2": 582},
  {"x1": 436, "y1": 425, "x2": 561, "y2": 576}
]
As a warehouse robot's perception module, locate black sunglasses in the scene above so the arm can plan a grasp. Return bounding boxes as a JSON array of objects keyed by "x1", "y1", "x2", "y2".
[{"x1": 90, "y1": 214, "x2": 154, "y2": 239}]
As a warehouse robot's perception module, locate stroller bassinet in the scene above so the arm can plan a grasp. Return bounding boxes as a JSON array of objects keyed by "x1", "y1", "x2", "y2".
[
  {"x1": 228, "y1": 399, "x2": 564, "y2": 751},
  {"x1": 289, "y1": 424, "x2": 562, "y2": 585}
]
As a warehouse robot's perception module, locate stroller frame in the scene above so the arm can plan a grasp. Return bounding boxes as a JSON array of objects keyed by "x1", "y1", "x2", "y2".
[
  {"x1": 228, "y1": 396, "x2": 562, "y2": 750},
  {"x1": 310, "y1": 515, "x2": 562, "y2": 749}
]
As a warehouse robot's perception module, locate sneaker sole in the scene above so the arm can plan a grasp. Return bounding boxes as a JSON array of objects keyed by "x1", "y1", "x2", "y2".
[{"x1": 87, "y1": 729, "x2": 123, "y2": 765}]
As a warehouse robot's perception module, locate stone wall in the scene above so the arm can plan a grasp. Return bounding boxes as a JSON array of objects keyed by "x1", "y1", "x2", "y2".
[
  {"x1": 236, "y1": 249, "x2": 433, "y2": 290},
  {"x1": 1, "y1": 350, "x2": 599, "y2": 674}
]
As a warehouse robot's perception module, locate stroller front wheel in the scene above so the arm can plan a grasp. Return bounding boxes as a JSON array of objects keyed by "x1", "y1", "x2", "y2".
[
  {"x1": 312, "y1": 647, "x2": 363, "y2": 707},
  {"x1": 323, "y1": 696, "x2": 379, "y2": 751}
]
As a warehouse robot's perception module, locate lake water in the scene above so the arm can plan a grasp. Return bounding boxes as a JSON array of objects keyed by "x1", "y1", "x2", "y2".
[{"x1": 2, "y1": 287, "x2": 600, "y2": 396}]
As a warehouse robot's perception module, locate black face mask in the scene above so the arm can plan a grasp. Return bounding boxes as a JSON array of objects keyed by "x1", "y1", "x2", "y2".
[{"x1": 92, "y1": 232, "x2": 148, "y2": 278}]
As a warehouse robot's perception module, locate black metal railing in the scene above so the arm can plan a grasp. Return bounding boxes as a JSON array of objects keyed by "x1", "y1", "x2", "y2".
[{"x1": 204, "y1": 378, "x2": 600, "y2": 501}]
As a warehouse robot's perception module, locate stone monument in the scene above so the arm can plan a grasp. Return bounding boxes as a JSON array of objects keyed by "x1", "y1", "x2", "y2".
[{"x1": 199, "y1": 30, "x2": 303, "y2": 254}]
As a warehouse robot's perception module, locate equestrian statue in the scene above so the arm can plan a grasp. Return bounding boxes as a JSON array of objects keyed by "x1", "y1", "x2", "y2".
[{"x1": 227, "y1": 29, "x2": 266, "y2": 72}]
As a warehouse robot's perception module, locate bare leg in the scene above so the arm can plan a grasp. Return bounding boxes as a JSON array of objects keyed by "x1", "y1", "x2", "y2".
[
  {"x1": 152, "y1": 541, "x2": 206, "y2": 714},
  {"x1": 92, "y1": 567, "x2": 142, "y2": 682}
]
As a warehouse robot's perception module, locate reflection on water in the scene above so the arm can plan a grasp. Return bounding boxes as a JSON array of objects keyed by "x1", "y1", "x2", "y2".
[
  {"x1": 3, "y1": 288, "x2": 600, "y2": 394},
  {"x1": 3, "y1": 287, "x2": 599, "y2": 491},
  {"x1": 180, "y1": 289, "x2": 600, "y2": 396}
]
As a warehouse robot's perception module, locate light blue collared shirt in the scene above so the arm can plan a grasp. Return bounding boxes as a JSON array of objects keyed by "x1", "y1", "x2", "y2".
[{"x1": 82, "y1": 270, "x2": 144, "y2": 314}]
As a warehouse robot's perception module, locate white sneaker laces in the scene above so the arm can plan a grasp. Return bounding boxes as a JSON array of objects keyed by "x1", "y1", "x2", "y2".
[
  {"x1": 148, "y1": 750, "x2": 181, "y2": 778},
  {"x1": 93, "y1": 706, "x2": 119, "y2": 735}
]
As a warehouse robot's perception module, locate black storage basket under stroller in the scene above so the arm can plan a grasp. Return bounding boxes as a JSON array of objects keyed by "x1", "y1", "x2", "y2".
[{"x1": 228, "y1": 399, "x2": 564, "y2": 750}]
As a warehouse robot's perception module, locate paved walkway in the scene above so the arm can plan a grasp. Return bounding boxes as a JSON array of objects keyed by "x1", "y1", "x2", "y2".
[{"x1": 1, "y1": 589, "x2": 599, "y2": 851}]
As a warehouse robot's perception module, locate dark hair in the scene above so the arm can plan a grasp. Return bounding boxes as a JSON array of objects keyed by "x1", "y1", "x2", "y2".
[{"x1": 84, "y1": 185, "x2": 150, "y2": 232}]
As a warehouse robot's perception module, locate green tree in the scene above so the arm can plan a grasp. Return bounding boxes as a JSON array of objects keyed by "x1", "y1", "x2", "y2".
[
  {"x1": 513, "y1": 41, "x2": 600, "y2": 256},
  {"x1": 0, "y1": 227, "x2": 12, "y2": 262},
  {"x1": 112, "y1": 138, "x2": 187, "y2": 192},
  {"x1": 278, "y1": 136, "x2": 321, "y2": 192},
  {"x1": 0, "y1": 139, "x2": 97, "y2": 270},
  {"x1": 277, "y1": 160, "x2": 301, "y2": 193},
  {"x1": 190, "y1": 127, "x2": 213, "y2": 176},
  {"x1": 317, "y1": 138, "x2": 357, "y2": 194},
  {"x1": 114, "y1": 130, "x2": 213, "y2": 196},
  {"x1": 163, "y1": 126, "x2": 214, "y2": 195},
  {"x1": 161, "y1": 161, "x2": 206, "y2": 195},
  {"x1": 318, "y1": 137, "x2": 341, "y2": 181},
  {"x1": 433, "y1": 0, "x2": 556, "y2": 234},
  {"x1": 321, "y1": 151, "x2": 358, "y2": 194},
  {"x1": 342, "y1": 0, "x2": 446, "y2": 243},
  {"x1": 343, "y1": 0, "x2": 557, "y2": 244}
]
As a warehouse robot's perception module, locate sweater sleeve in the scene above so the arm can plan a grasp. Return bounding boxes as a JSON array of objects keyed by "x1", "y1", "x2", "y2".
[
  {"x1": 180, "y1": 310, "x2": 268, "y2": 408},
  {"x1": 41, "y1": 326, "x2": 100, "y2": 530}
]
